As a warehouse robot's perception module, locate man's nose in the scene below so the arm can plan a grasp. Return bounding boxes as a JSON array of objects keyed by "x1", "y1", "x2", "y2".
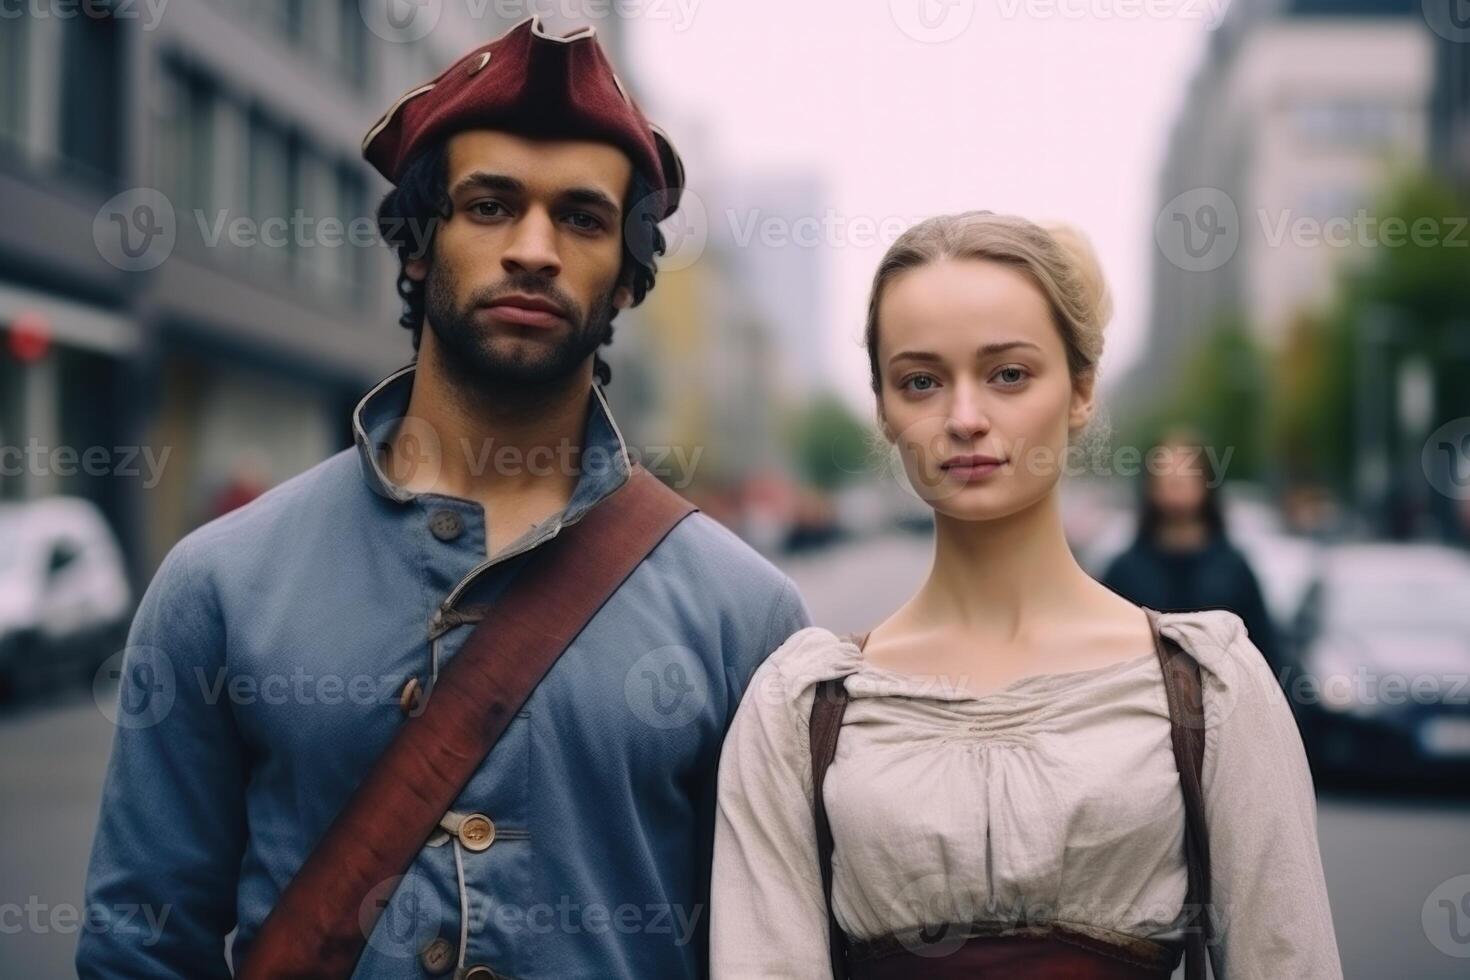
[{"x1": 501, "y1": 210, "x2": 562, "y2": 278}]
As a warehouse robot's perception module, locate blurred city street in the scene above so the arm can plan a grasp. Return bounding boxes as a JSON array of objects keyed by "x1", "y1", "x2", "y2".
[
  {"x1": 2, "y1": 532, "x2": 1468, "y2": 978},
  {"x1": 5, "y1": 0, "x2": 1470, "y2": 976}
]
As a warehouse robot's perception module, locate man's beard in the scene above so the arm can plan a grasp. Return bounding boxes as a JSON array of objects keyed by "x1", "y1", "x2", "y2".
[{"x1": 423, "y1": 263, "x2": 617, "y2": 389}]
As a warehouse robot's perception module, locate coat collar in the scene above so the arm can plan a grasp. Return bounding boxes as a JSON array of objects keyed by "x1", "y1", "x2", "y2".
[{"x1": 351, "y1": 362, "x2": 633, "y2": 521}]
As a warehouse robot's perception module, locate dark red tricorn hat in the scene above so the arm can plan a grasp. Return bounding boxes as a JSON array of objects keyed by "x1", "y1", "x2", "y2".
[{"x1": 361, "y1": 16, "x2": 684, "y2": 220}]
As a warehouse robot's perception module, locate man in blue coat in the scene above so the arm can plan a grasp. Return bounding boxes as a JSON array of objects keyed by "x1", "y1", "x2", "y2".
[{"x1": 77, "y1": 17, "x2": 810, "y2": 979}]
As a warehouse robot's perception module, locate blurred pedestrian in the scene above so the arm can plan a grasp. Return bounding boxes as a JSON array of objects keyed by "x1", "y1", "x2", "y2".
[{"x1": 1101, "y1": 427, "x2": 1284, "y2": 675}]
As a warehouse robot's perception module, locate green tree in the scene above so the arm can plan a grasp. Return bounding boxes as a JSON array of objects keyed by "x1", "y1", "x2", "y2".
[
  {"x1": 784, "y1": 394, "x2": 874, "y2": 491},
  {"x1": 1122, "y1": 311, "x2": 1269, "y2": 482}
]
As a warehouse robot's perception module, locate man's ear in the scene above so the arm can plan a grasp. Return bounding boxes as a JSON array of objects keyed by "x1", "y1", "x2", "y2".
[
  {"x1": 613, "y1": 284, "x2": 633, "y2": 310},
  {"x1": 405, "y1": 256, "x2": 429, "y2": 283}
]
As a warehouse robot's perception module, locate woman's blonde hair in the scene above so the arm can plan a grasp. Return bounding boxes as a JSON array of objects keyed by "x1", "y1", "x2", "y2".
[{"x1": 863, "y1": 211, "x2": 1113, "y2": 396}]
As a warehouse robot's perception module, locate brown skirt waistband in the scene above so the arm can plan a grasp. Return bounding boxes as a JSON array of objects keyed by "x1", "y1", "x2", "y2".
[{"x1": 847, "y1": 920, "x2": 1182, "y2": 980}]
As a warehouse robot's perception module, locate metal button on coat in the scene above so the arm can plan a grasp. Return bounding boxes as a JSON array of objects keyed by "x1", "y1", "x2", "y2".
[
  {"x1": 419, "y1": 936, "x2": 455, "y2": 976},
  {"x1": 428, "y1": 509, "x2": 464, "y2": 541},
  {"x1": 458, "y1": 813, "x2": 496, "y2": 852},
  {"x1": 399, "y1": 677, "x2": 423, "y2": 717}
]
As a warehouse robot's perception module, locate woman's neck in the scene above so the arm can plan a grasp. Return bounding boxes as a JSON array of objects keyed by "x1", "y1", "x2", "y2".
[{"x1": 912, "y1": 490, "x2": 1098, "y2": 637}]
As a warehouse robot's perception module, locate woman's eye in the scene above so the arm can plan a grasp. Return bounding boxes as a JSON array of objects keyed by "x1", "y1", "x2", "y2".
[
  {"x1": 994, "y1": 366, "x2": 1029, "y2": 386},
  {"x1": 901, "y1": 374, "x2": 938, "y2": 392}
]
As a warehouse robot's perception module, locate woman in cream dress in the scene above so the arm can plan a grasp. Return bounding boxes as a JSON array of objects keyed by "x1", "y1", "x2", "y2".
[{"x1": 709, "y1": 212, "x2": 1342, "y2": 979}]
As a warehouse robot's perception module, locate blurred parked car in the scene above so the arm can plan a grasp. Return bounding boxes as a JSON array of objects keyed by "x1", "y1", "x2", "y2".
[
  {"x1": 0, "y1": 497, "x2": 132, "y2": 700},
  {"x1": 1290, "y1": 543, "x2": 1470, "y2": 787}
]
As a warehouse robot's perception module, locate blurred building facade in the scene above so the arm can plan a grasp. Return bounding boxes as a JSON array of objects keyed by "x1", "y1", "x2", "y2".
[
  {"x1": 1431, "y1": 9, "x2": 1470, "y2": 191},
  {"x1": 726, "y1": 174, "x2": 831, "y2": 391},
  {"x1": 1125, "y1": 0, "x2": 1431, "y2": 414},
  {"x1": 0, "y1": 2, "x2": 624, "y2": 579},
  {"x1": 605, "y1": 121, "x2": 793, "y2": 502}
]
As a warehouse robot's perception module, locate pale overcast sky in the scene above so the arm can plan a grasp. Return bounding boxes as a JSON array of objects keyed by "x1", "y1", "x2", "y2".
[{"x1": 627, "y1": 0, "x2": 1217, "y2": 406}]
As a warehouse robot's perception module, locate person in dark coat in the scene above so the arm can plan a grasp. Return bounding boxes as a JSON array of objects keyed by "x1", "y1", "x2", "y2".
[{"x1": 1102, "y1": 428, "x2": 1283, "y2": 675}]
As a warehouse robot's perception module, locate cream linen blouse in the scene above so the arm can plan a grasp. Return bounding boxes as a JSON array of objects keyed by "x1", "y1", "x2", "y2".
[{"x1": 710, "y1": 608, "x2": 1343, "y2": 980}]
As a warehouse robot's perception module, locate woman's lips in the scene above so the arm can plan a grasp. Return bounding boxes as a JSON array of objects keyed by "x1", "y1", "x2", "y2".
[{"x1": 942, "y1": 459, "x2": 1004, "y2": 482}]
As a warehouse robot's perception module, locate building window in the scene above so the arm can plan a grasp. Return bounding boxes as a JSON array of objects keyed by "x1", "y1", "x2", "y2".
[
  {"x1": 1293, "y1": 100, "x2": 1402, "y2": 149},
  {"x1": 337, "y1": 0, "x2": 368, "y2": 83},
  {"x1": 58, "y1": 6, "x2": 124, "y2": 181},
  {"x1": 294, "y1": 147, "x2": 335, "y2": 287},
  {"x1": 248, "y1": 111, "x2": 296, "y2": 273},
  {"x1": 337, "y1": 163, "x2": 372, "y2": 297},
  {"x1": 155, "y1": 63, "x2": 216, "y2": 218},
  {"x1": 0, "y1": 14, "x2": 28, "y2": 151},
  {"x1": 262, "y1": 0, "x2": 308, "y2": 46}
]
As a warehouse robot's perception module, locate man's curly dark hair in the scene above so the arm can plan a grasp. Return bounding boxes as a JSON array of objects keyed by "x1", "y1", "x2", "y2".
[{"x1": 375, "y1": 140, "x2": 669, "y2": 386}]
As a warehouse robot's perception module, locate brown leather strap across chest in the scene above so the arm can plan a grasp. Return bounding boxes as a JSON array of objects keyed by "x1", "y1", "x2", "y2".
[
  {"x1": 809, "y1": 605, "x2": 1215, "y2": 979},
  {"x1": 239, "y1": 465, "x2": 697, "y2": 979}
]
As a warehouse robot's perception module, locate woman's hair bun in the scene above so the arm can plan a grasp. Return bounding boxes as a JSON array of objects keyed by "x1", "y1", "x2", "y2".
[{"x1": 1042, "y1": 221, "x2": 1113, "y2": 335}]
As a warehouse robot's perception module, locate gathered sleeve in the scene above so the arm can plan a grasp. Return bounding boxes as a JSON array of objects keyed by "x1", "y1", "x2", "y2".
[
  {"x1": 710, "y1": 631, "x2": 836, "y2": 979},
  {"x1": 1196, "y1": 613, "x2": 1343, "y2": 980}
]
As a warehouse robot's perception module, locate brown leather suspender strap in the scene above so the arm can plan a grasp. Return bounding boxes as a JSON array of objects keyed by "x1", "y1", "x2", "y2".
[
  {"x1": 239, "y1": 464, "x2": 697, "y2": 980},
  {"x1": 810, "y1": 610, "x2": 1214, "y2": 980},
  {"x1": 1144, "y1": 605, "x2": 1216, "y2": 979},
  {"x1": 810, "y1": 669, "x2": 855, "y2": 980}
]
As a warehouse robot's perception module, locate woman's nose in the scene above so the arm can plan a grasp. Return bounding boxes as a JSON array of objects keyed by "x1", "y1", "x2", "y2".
[{"x1": 943, "y1": 384, "x2": 990, "y2": 440}]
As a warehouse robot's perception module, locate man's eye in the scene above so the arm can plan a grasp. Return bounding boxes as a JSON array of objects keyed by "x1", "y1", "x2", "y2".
[
  {"x1": 470, "y1": 200, "x2": 509, "y2": 218},
  {"x1": 564, "y1": 212, "x2": 604, "y2": 232}
]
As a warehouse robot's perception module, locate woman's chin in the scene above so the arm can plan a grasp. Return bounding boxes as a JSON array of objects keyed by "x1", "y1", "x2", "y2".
[{"x1": 925, "y1": 483, "x2": 1051, "y2": 524}]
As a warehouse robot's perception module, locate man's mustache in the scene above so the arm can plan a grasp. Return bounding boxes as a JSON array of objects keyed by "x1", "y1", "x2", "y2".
[{"x1": 470, "y1": 275, "x2": 580, "y2": 321}]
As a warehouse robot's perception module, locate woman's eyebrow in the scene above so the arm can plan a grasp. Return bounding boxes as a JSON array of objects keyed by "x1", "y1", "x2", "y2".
[{"x1": 888, "y1": 340, "x2": 1042, "y2": 365}]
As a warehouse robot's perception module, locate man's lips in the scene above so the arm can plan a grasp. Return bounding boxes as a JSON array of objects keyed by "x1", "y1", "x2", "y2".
[{"x1": 477, "y1": 294, "x2": 569, "y2": 328}]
